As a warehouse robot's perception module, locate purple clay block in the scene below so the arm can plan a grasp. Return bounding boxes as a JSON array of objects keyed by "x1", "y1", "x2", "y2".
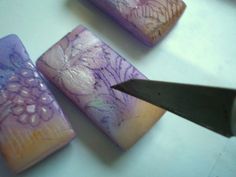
[
  {"x1": 36, "y1": 26, "x2": 165, "y2": 149},
  {"x1": 88, "y1": 0, "x2": 186, "y2": 46},
  {"x1": 0, "y1": 35, "x2": 75, "y2": 173}
]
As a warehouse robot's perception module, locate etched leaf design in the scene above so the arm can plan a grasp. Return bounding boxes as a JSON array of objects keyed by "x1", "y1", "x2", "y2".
[
  {"x1": 61, "y1": 66, "x2": 95, "y2": 95},
  {"x1": 85, "y1": 95, "x2": 126, "y2": 132},
  {"x1": 65, "y1": 30, "x2": 101, "y2": 59},
  {"x1": 71, "y1": 45, "x2": 108, "y2": 70},
  {"x1": 44, "y1": 45, "x2": 67, "y2": 71}
]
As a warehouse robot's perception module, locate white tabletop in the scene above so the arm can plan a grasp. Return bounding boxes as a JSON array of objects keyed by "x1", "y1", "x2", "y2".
[{"x1": 0, "y1": 0, "x2": 236, "y2": 177}]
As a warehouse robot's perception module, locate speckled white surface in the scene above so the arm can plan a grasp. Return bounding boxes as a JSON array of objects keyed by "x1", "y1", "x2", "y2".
[{"x1": 0, "y1": 0, "x2": 236, "y2": 177}]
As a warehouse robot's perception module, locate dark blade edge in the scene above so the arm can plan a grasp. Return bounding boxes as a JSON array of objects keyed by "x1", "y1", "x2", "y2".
[{"x1": 112, "y1": 79, "x2": 236, "y2": 137}]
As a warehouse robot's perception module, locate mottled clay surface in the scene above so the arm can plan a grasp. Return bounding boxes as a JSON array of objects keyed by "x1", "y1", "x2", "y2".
[
  {"x1": 0, "y1": 35, "x2": 75, "y2": 173},
  {"x1": 37, "y1": 26, "x2": 165, "y2": 149},
  {"x1": 89, "y1": 0, "x2": 186, "y2": 46}
]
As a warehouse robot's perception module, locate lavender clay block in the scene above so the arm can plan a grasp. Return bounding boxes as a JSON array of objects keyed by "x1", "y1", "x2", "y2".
[
  {"x1": 36, "y1": 26, "x2": 165, "y2": 149},
  {"x1": 0, "y1": 35, "x2": 75, "y2": 173},
  {"x1": 88, "y1": 0, "x2": 186, "y2": 46}
]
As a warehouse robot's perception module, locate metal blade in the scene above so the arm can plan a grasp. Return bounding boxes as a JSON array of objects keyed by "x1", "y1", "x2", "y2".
[{"x1": 112, "y1": 79, "x2": 236, "y2": 137}]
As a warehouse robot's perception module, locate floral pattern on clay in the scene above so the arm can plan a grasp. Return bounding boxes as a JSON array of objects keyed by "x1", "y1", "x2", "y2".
[
  {"x1": 89, "y1": 0, "x2": 186, "y2": 45},
  {"x1": 37, "y1": 27, "x2": 146, "y2": 134},
  {"x1": 0, "y1": 38, "x2": 57, "y2": 127}
]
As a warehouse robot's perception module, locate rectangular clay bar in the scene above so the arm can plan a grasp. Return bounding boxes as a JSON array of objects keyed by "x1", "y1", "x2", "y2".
[
  {"x1": 88, "y1": 0, "x2": 186, "y2": 46},
  {"x1": 0, "y1": 35, "x2": 75, "y2": 173},
  {"x1": 36, "y1": 26, "x2": 165, "y2": 149}
]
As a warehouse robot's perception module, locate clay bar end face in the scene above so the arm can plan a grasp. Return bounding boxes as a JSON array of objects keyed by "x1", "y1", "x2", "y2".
[
  {"x1": 0, "y1": 34, "x2": 75, "y2": 173},
  {"x1": 88, "y1": 0, "x2": 186, "y2": 46},
  {"x1": 36, "y1": 25, "x2": 165, "y2": 149}
]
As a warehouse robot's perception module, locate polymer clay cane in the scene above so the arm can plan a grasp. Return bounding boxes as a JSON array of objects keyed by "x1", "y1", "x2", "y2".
[
  {"x1": 0, "y1": 35, "x2": 75, "y2": 173},
  {"x1": 36, "y1": 25, "x2": 165, "y2": 149},
  {"x1": 88, "y1": 0, "x2": 186, "y2": 46}
]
